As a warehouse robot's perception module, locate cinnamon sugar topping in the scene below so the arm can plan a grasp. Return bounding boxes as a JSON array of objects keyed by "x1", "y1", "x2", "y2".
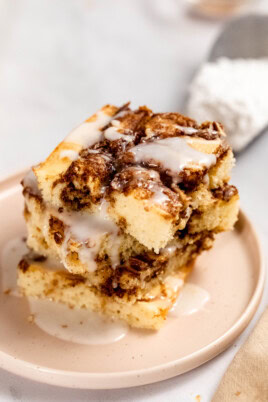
[{"x1": 44, "y1": 105, "x2": 228, "y2": 213}]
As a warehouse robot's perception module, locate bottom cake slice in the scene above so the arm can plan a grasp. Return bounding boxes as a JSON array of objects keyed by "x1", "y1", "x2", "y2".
[{"x1": 18, "y1": 252, "x2": 194, "y2": 330}]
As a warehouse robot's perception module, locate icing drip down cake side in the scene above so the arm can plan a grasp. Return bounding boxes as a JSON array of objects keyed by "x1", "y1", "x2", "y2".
[{"x1": 18, "y1": 103, "x2": 239, "y2": 330}]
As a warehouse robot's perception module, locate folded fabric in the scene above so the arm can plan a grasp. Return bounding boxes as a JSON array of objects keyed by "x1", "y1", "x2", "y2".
[{"x1": 213, "y1": 307, "x2": 268, "y2": 402}]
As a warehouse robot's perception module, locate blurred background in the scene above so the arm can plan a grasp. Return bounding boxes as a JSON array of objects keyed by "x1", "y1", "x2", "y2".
[
  {"x1": 0, "y1": 1, "x2": 268, "y2": 400},
  {"x1": 1, "y1": 0, "x2": 268, "y2": 233},
  {"x1": 0, "y1": 0, "x2": 266, "y2": 173}
]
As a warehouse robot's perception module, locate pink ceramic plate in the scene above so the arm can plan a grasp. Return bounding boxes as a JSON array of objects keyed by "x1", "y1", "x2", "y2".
[{"x1": 0, "y1": 171, "x2": 264, "y2": 389}]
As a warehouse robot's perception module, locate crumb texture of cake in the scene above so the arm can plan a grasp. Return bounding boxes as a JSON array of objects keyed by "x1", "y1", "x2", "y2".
[
  {"x1": 22, "y1": 190, "x2": 215, "y2": 298},
  {"x1": 18, "y1": 253, "x2": 193, "y2": 330},
  {"x1": 20, "y1": 102, "x2": 239, "y2": 330},
  {"x1": 29, "y1": 103, "x2": 238, "y2": 251}
]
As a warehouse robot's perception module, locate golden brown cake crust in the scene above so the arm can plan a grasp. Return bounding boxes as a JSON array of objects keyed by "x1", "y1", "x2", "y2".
[
  {"x1": 19, "y1": 103, "x2": 240, "y2": 330},
  {"x1": 27, "y1": 103, "x2": 238, "y2": 252},
  {"x1": 17, "y1": 252, "x2": 195, "y2": 330},
  {"x1": 34, "y1": 103, "x2": 229, "y2": 213}
]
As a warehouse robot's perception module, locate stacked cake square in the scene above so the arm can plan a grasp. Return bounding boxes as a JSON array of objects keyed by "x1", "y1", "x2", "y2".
[{"x1": 18, "y1": 104, "x2": 239, "y2": 329}]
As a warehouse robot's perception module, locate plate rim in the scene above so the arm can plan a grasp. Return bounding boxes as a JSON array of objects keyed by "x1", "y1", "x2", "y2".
[{"x1": 0, "y1": 170, "x2": 265, "y2": 389}]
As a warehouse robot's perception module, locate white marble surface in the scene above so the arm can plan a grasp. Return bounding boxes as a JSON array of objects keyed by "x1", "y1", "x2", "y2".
[{"x1": 0, "y1": 1, "x2": 267, "y2": 401}]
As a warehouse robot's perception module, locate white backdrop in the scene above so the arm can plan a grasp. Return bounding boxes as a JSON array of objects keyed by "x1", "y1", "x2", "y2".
[{"x1": 0, "y1": 1, "x2": 267, "y2": 401}]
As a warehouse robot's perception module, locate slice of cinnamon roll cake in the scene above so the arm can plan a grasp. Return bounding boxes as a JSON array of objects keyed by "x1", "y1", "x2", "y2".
[{"x1": 18, "y1": 103, "x2": 239, "y2": 329}]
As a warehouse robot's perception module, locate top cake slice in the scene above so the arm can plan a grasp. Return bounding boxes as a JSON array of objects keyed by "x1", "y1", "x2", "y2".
[{"x1": 34, "y1": 103, "x2": 235, "y2": 252}]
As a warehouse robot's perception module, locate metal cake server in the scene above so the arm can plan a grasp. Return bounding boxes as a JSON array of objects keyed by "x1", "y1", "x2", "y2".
[{"x1": 209, "y1": 14, "x2": 268, "y2": 61}]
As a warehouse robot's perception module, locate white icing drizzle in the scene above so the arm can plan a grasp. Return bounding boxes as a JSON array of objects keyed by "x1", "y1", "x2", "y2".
[
  {"x1": 64, "y1": 110, "x2": 133, "y2": 148},
  {"x1": 86, "y1": 149, "x2": 112, "y2": 161},
  {"x1": 144, "y1": 274, "x2": 184, "y2": 307},
  {"x1": 169, "y1": 283, "x2": 210, "y2": 316},
  {"x1": 114, "y1": 109, "x2": 128, "y2": 119},
  {"x1": 176, "y1": 125, "x2": 198, "y2": 134},
  {"x1": 129, "y1": 137, "x2": 216, "y2": 181},
  {"x1": 59, "y1": 149, "x2": 79, "y2": 161},
  {"x1": 22, "y1": 169, "x2": 41, "y2": 196},
  {"x1": 162, "y1": 245, "x2": 177, "y2": 255},
  {"x1": 28, "y1": 297, "x2": 128, "y2": 345},
  {"x1": 104, "y1": 125, "x2": 134, "y2": 142},
  {"x1": 146, "y1": 169, "x2": 160, "y2": 180},
  {"x1": 58, "y1": 202, "x2": 119, "y2": 272},
  {"x1": 2, "y1": 239, "x2": 128, "y2": 346},
  {"x1": 112, "y1": 166, "x2": 173, "y2": 208},
  {"x1": 65, "y1": 111, "x2": 113, "y2": 147},
  {"x1": 151, "y1": 187, "x2": 170, "y2": 205},
  {"x1": 164, "y1": 275, "x2": 184, "y2": 294},
  {"x1": 111, "y1": 119, "x2": 121, "y2": 127},
  {"x1": 160, "y1": 242, "x2": 182, "y2": 256},
  {"x1": 176, "y1": 125, "x2": 218, "y2": 136},
  {"x1": 131, "y1": 167, "x2": 160, "y2": 182}
]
